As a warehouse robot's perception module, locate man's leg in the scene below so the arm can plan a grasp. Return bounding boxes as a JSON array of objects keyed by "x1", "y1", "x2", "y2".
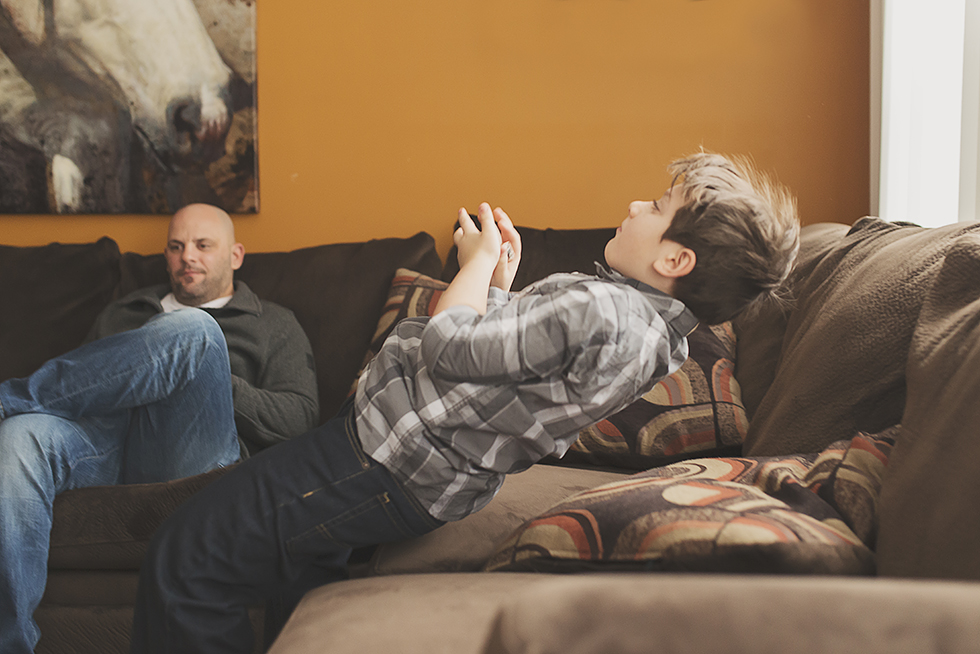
[
  {"x1": 131, "y1": 403, "x2": 443, "y2": 654},
  {"x1": 0, "y1": 309, "x2": 239, "y2": 652},
  {"x1": 0, "y1": 413, "x2": 127, "y2": 654},
  {"x1": 0, "y1": 309, "x2": 240, "y2": 482}
]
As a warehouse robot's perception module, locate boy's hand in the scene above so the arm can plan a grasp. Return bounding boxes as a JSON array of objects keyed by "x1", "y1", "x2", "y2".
[
  {"x1": 491, "y1": 207, "x2": 521, "y2": 292},
  {"x1": 434, "y1": 203, "x2": 502, "y2": 316},
  {"x1": 454, "y1": 203, "x2": 502, "y2": 272}
]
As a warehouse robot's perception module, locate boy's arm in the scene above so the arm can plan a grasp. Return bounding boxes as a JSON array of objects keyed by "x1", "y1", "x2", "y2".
[{"x1": 434, "y1": 203, "x2": 518, "y2": 316}]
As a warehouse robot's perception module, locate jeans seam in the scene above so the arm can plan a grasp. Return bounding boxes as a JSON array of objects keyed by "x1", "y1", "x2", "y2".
[{"x1": 344, "y1": 408, "x2": 371, "y2": 470}]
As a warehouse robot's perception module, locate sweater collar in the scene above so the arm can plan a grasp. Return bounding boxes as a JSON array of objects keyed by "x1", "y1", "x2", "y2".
[{"x1": 131, "y1": 280, "x2": 262, "y2": 316}]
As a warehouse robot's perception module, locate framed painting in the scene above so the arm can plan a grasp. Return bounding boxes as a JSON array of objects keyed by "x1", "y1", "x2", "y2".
[{"x1": 0, "y1": 0, "x2": 258, "y2": 214}]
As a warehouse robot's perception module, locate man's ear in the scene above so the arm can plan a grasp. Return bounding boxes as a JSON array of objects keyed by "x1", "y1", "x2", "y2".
[
  {"x1": 652, "y1": 243, "x2": 696, "y2": 280},
  {"x1": 231, "y1": 243, "x2": 245, "y2": 270}
]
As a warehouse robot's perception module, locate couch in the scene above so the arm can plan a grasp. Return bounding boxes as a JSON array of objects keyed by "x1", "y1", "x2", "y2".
[{"x1": 2, "y1": 217, "x2": 979, "y2": 653}]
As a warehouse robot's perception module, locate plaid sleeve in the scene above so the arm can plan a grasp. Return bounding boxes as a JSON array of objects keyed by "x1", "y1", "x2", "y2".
[{"x1": 419, "y1": 281, "x2": 634, "y2": 385}]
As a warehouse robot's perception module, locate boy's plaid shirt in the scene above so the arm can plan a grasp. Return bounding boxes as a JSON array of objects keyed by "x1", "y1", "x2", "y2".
[{"x1": 354, "y1": 266, "x2": 698, "y2": 522}]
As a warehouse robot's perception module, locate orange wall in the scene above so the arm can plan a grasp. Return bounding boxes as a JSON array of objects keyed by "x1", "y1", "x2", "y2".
[{"x1": 0, "y1": 0, "x2": 869, "y2": 261}]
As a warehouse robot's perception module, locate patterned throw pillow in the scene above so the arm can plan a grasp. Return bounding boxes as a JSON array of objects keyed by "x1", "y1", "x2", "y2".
[
  {"x1": 357, "y1": 269, "x2": 748, "y2": 470},
  {"x1": 484, "y1": 427, "x2": 898, "y2": 575},
  {"x1": 561, "y1": 322, "x2": 748, "y2": 470},
  {"x1": 349, "y1": 268, "x2": 448, "y2": 395}
]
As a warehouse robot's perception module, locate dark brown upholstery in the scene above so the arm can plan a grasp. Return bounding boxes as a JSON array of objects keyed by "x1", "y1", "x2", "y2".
[{"x1": 0, "y1": 238, "x2": 120, "y2": 382}]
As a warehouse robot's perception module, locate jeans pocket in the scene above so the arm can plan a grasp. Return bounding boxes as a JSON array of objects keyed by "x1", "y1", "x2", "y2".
[{"x1": 285, "y1": 491, "x2": 418, "y2": 558}]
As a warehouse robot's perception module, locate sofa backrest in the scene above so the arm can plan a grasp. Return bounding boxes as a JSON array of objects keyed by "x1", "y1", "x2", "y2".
[
  {"x1": 734, "y1": 217, "x2": 980, "y2": 457},
  {"x1": 441, "y1": 226, "x2": 616, "y2": 290},
  {"x1": 0, "y1": 238, "x2": 121, "y2": 383}
]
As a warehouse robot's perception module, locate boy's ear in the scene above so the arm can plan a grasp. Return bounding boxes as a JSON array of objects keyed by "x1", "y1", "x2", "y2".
[{"x1": 652, "y1": 242, "x2": 696, "y2": 279}]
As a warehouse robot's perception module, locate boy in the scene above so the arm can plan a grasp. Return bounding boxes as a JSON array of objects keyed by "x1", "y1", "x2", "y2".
[{"x1": 130, "y1": 152, "x2": 800, "y2": 653}]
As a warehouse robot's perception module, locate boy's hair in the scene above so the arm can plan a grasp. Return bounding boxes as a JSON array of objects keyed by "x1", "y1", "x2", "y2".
[{"x1": 663, "y1": 152, "x2": 801, "y2": 325}]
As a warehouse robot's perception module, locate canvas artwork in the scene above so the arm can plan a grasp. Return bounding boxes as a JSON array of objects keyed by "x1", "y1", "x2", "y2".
[{"x1": 0, "y1": 0, "x2": 258, "y2": 214}]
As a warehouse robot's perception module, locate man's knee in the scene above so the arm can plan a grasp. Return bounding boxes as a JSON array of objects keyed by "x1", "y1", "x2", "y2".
[
  {"x1": 143, "y1": 309, "x2": 228, "y2": 357},
  {"x1": 0, "y1": 415, "x2": 57, "y2": 487},
  {"x1": 148, "y1": 308, "x2": 223, "y2": 338}
]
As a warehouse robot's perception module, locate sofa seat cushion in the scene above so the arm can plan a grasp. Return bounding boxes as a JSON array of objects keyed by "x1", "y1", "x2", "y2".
[
  {"x1": 480, "y1": 574, "x2": 980, "y2": 654},
  {"x1": 0, "y1": 238, "x2": 121, "y2": 384},
  {"x1": 742, "y1": 217, "x2": 980, "y2": 456},
  {"x1": 368, "y1": 464, "x2": 627, "y2": 575},
  {"x1": 485, "y1": 429, "x2": 897, "y2": 575},
  {"x1": 268, "y1": 573, "x2": 980, "y2": 654},
  {"x1": 48, "y1": 467, "x2": 231, "y2": 570}
]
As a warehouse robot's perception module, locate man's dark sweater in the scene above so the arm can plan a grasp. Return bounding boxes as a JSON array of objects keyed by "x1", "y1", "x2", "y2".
[{"x1": 86, "y1": 281, "x2": 319, "y2": 456}]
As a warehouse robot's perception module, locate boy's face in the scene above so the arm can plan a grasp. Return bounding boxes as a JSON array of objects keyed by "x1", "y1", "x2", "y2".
[{"x1": 604, "y1": 186, "x2": 687, "y2": 288}]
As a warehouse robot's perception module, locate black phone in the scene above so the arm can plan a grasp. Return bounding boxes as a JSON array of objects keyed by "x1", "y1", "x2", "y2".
[{"x1": 454, "y1": 213, "x2": 482, "y2": 232}]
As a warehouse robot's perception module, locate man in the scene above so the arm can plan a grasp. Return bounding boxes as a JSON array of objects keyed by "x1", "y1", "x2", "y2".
[{"x1": 0, "y1": 203, "x2": 319, "y2": 654}]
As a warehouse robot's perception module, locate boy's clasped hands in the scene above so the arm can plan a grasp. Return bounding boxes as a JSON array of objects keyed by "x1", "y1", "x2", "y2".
[
  {"x1": 436, "y1": 203, "x2": 523, "y2": 316},
  {"x1": 454, "y1": 203, "x2": 522, "y2": 292}
]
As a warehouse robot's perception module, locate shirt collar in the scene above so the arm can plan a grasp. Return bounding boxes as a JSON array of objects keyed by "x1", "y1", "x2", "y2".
[{"x1": 595, "y1": 262, "x2": 700, "y2": 337}]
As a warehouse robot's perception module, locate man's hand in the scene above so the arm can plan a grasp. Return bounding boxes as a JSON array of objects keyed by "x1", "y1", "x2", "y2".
[{"x1": 490, "y1": 207, "x2": 521, "y2": 292}]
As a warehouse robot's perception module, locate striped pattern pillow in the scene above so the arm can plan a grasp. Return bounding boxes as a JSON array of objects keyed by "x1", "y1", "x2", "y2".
[{"x1": 485, "y1": 427, "x2": 897, "y2": 575}]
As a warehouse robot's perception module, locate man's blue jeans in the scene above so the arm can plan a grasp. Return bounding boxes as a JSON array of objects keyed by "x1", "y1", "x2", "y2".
[
  {"x1": 130, "y1": 398, "x2": 445, "y2": 654},
  {"x1": 0, "y1": 310, "x2": 240, "y2": 654}
]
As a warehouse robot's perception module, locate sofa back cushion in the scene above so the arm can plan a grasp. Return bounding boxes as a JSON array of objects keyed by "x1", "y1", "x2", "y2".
[
  {"x1": 732, "y1": 223, "x2": 850, "y2": 421},
  {"x1": 117, "y1": 233, "x2": 443, "y2": 420},
  {"x1": 441, "y1": 225, "x2": 615, "y2": 290},
  {"x1": 740, "y1": 217, "x2": 980, "y2": 456},
  {"x1": 0, "y1": 238, "x2": 121, "y2": 384}
]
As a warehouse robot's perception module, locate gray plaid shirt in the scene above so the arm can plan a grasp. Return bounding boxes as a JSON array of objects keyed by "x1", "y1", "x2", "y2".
[{"x1": 354, "y1": 266, "x2": 698, "y2": 521}]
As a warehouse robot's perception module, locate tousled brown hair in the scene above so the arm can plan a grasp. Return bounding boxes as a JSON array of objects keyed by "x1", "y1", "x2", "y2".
[{"x1": 662, "y1": 152, "x2": 800, "y2": 324}]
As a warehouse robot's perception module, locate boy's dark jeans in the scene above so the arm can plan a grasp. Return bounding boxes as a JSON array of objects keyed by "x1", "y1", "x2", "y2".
[{"x1": 130, "y1": 398, "x2": 444, "y2": 654}]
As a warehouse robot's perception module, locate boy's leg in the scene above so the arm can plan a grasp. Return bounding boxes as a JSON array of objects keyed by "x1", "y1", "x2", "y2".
[
  {"x1": 131, "y1": 403, "x2": 443, "y2": 654},
  {"x1": 0, "y1": 413, "x2": 127, "y2": 654}
]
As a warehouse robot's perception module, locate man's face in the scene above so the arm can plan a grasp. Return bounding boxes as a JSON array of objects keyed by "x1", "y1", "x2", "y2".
[
  {"x1": 165, "y1": 205, "x2": 244, "y2": 306},
  {"x1": 604, "y1": 186, "x2": 686, "y2": 285}
]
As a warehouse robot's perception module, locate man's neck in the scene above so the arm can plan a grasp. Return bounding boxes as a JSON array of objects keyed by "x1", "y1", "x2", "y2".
[{"x1": 161, "y1": 292, "x2": 234, "y2": 313}]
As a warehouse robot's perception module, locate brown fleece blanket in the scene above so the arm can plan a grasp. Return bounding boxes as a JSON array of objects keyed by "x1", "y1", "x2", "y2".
[
  {"x1": 877, "y1": 233, "x2": 980, "y2": 580},
  {"x1": 742, "y1": 217, "x2": 980, "y2": 457}
]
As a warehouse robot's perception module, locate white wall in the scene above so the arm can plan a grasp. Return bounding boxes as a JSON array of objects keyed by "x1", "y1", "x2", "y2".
[{"x1": 873, "y1": 0, "x2": 980, "y2": 226}]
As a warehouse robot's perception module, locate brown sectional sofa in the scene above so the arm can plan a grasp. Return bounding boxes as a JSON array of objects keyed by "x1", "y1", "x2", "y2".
[{"x1": 2, "y1": 217, "x2": 979, "y2": 653}]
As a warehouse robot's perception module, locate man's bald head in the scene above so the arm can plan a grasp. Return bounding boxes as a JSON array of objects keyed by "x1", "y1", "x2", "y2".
[{"x1": 165, "y1": 204, "x2": 245, "y2": 306}]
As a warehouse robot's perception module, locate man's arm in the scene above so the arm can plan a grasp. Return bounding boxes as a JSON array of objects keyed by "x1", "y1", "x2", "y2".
[{"x1": 229, "y1": 310, "x2": 319, "y2": 454}]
